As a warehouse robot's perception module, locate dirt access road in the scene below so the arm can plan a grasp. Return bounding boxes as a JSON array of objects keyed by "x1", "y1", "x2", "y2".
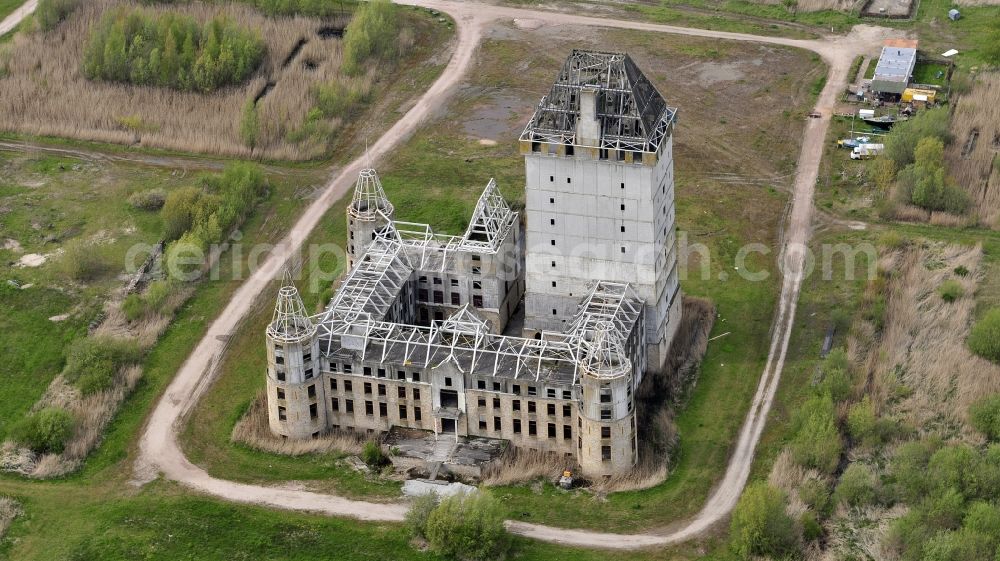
[
  {"x1": 0, "y1": 0, "x2": 35, "y2": 36},
  {"x1": 119, "y1": 0, "x2": 900, "y2": 550}
]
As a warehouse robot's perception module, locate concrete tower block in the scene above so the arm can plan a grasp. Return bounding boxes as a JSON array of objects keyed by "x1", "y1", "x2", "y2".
[
  {"x1": 576, "y1": 322, "x2": 637, "y2": 477},
  {"x1": 520, "y1": 51, "x2": 682, "y2": 373},
  {"x1": 346, "y1": 168, "x2": 394, "y2": 269},
  {"x1": 266, "y1": 272, "x2": 325, "y2": 439}
]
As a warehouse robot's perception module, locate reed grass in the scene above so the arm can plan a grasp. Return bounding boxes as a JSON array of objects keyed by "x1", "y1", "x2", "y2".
[
  {"x1": 231, "y1": 391, "x2": 365, "y2": 456},
  {"x1": 0, "y1": 0, "x2": 352, "y2": 160}
]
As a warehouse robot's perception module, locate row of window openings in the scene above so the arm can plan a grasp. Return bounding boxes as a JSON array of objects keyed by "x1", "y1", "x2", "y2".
[
  {"x1": 330, "y1": 378, "x2": 423, "y2": 400},
  {"x1": 473, "y1": 380, "x2": 567, "y2": 399},
  {"x1": 477, "y1": 398, "x2": 573, "y2": 417},
  {"x1": 277, "y1": 400, "x2": 426, "y2": 422},
  {"x1": 329, "y1": 364, "x2": 422, "y2": 382},
  {"x1": 334, "y1": 399, "x2": 422, "y2": 421},
  {"x1": 481, "y1": 417, "x2": 573, "y2": 440}
]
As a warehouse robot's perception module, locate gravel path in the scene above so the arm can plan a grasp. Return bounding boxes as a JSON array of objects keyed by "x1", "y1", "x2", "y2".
[{"x1": 0, "y1": 0, "x2": 34, "y2": 36}]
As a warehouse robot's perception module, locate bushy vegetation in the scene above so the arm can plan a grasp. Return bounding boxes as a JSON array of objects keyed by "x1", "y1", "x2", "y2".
[
  {"x1": 58, "y1": 239, "x2": 113, "y2": 282},
  {"x1": 421, "y1": 492, "x2": 509, "y2": 561},
  {"x1": 405, "y1": 492, "x2": 439, "y2": 539},
  {"x1": 63, "y1": 336, "x2": 142, "y2": 394},
  {"x1": 229, "y1": 0, "x2": 351, "y2": 17},
  {"x1": 122, "y1": 280, "x2": 174, "y2": 322},
  {"x1": 360, "y1": 440, "x2": 388, "y2": 468},
  {"x1": 315, "y1": 74, "x2": 372, "y2": 119},
  {"x1": 162, "y1": 164, "x2": 267, "y2": 277},
  {"x1": 729, "y1": 482, "x2": 798, "y2": 559},
  {"x1": 240, "y1": 100, "x2": 258, "y2": 150},
  {"x1": 885, "y1": 441, "x2": 1000, "y2": 561},
  {"x1": 818, "y1": 348, "x2": 852, "y2": 402},
  {"x1": 127, "y1": 189, "x2": 166, "y2": 211},
  {"x1": 83, "y1": 9, "x2": 265, "y2": 92},
  {"x1": 969, "y1": 395, "x2": 1000, "y2": 441},
  {"x1": 883, "y1": 107, "x2": 951, "y2": 168},
  {"x1": 874, "y1": 108, "x2": 968, "y2": 214},
  {"x1": 896, "y1": 137, "x2": 969, "y2": 214},
  {"x1": 10, "y1": 407, "x2": 74, "y2": 453},
  {"x1": 36, "y1": 0, "x2": 79, "y2": 31},
  {"x1": 834, "y1": 463, "x2": 879, "y2": 507},
  {"x1": 341, "y1": 0, "x2": 399, "y2": 76},
  {"x1": 967, "y1": 309, "x2": 1000, "y2": 363},
  {"x1": 790, "y1": 393, "x2": 842, "y2": 475},
  {"x1": 937, "y1": 279, "x2": 964, "y2": 303}
]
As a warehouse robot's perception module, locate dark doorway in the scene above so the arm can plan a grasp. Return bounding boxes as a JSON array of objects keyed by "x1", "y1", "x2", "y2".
[{"x1": 441, "y1": 418, "x2": 456, "y2": 433}]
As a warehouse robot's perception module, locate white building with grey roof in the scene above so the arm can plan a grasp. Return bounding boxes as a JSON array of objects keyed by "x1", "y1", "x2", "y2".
[{"x1": 264, "y1": 50, "x2": 681, "y2": 478}]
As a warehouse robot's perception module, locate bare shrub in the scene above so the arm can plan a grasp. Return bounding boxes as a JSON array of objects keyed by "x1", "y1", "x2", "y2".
[
  {"x1": 0, "y1": 497, "x2": 22, "y2": 539},
  {"x1": 231, "y1": 392, "x2": 364, "y2": 456},
  {"x1": 480, "y1": 446, "x2": 569, "y2": 487},
  {"x1": 589, "y1": 460, "x2": 668, "y2": 494}
]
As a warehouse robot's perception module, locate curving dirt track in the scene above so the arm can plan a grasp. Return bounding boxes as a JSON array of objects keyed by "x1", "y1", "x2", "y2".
[
  {"x1": 0, "y1": 0, "x2": 34, "y2": 36},
  {"x1": 87, "y1": 0, "x2": 901, "y2": 550}
]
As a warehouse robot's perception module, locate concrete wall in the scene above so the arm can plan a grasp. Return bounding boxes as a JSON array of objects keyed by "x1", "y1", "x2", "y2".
[{"x1": 521, "y1": 135, "x2": 681, "y2": 371}]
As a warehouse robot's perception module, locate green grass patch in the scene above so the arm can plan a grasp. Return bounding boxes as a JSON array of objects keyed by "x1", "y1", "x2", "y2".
[{"x1": 911, "y1": 61, "x2": 949, "y2": 87}]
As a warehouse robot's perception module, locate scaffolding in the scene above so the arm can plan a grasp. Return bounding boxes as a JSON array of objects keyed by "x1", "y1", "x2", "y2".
[
  {"x1": 349, "y1": 168, "x2": 394, "y2": 219},
  {"x1": 267, "y1": 269, "x2": 316, "y2": 344},
  {"x1": 380, "y1": 178, "x2": 518, "y2": 272},
  {"x1": 314, "y1": 281, "x2": 642, "y2": 385},
  {"x1": 520, "y1": 49, "x2": 677, "y2": 153}
]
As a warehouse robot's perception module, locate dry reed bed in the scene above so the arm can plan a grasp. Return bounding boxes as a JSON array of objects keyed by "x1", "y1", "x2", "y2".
[
  {"x1": 945, "y1": 73, "x2": 1000, "y2": 229},
  {"x1": 232, "y1": 391, "x2": 365, "y2": 456},
  {"x1": 0, "y1": 0, "x2": 348, "y2": 159},
  {"x1": 851, "y1": 242, "x2": 1000, "y2": 441},
  {"x1": 749, "y1": 0, "x2": 858, "y2": 10}
]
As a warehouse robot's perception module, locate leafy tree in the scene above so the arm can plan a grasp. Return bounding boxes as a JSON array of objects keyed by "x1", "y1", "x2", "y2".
[
  {"x1": 729, "y1": 482, "x2": 798, "y2": 559},
  {"x1": 968, "y1": 309, "x2": 1000, "y2": 363},
  {"x1": 424, "y1": 491, "x2": 509, "y2": 561},
  {"x1": 922, "y1": 529, "x2": 995, "y2": 561},
  {"x1": 82, "y1": 9, "x2": 264, "y2": 92},
  {"x1": 10, "y1": 407, "x2": 74, "y2": 453},
  {"x1": 883, "y1": 107, "x2": 950, "y2": 168},
  {"x1": 969, "y1": 394, "x2": 1000, "y2": 440},
  {"x1": 342, "y1": 0, "x2": 399, "y2": 75},
  {"x1": 897, "y1": 137, "x2": 969, "y2": 213},
  {"x1": 847, "y1": 396, "x2": 878, "y2": 447},
  {"x1": 834, "y1": 463, "x2": 879, "y2": 507},
  {"x1": 162, "y1": 186, "x2": 202, "y2": 241}
]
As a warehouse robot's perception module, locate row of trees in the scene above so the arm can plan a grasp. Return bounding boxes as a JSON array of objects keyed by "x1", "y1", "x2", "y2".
[{"x1": 82, "y1": 9, "x2": 265, "y2": 93}]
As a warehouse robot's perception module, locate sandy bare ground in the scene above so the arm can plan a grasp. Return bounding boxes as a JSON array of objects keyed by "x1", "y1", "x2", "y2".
[
  {"x1": 0, "y1": 0, "x2": 34, "y2": 36},
  {"x1": 111, "y1": 0, "x2": 903, "y2": 550}
]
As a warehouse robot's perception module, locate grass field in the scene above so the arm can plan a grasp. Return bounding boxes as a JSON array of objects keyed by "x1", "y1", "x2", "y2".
[{"x1": 0, "y1": 151, "x2": 184, "y2": 440}]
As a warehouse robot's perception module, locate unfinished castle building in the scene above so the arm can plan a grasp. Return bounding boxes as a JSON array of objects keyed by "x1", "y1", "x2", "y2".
[{"x1": 265, "y1": 50, "x2": 681, "y2": 478}]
